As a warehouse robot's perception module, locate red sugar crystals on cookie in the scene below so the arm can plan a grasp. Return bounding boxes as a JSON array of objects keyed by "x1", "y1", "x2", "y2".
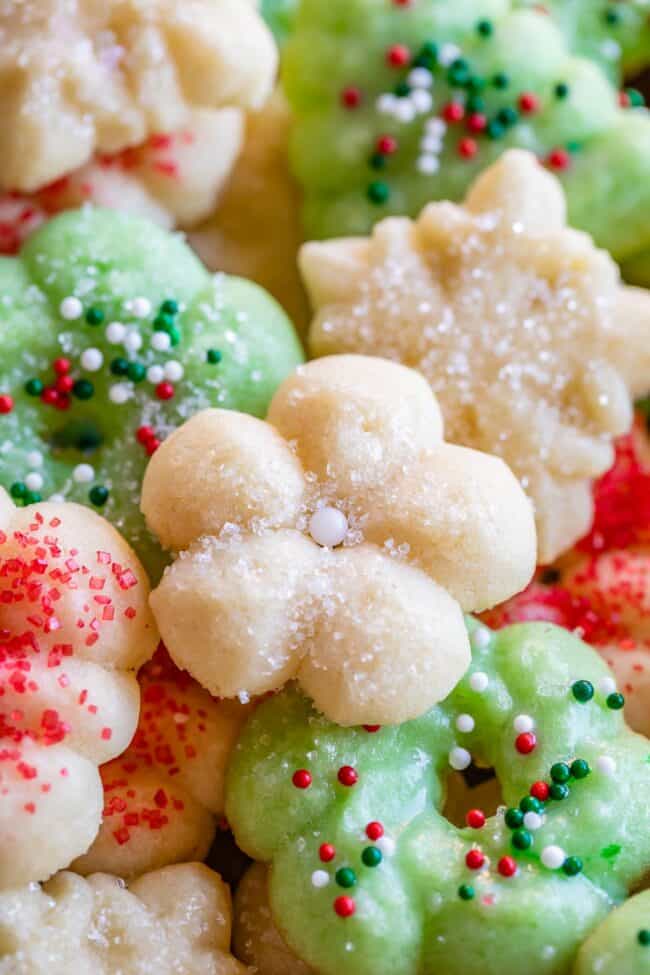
[
  {"x1": 0, "y1": 488, "x2": 158, "y2": 887},
  {"x1": 73, "y1": 646, "x2": 251, "y2": 878}
]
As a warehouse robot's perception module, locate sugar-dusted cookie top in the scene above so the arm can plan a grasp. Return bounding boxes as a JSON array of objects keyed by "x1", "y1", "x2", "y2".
[
  {"x1": 143, "y1": 354, "x2": 535, "y2": 726},
  {"x1": 0, "y1": 0, "x2": 277, "y2": 194},
  {"x1": 0, "y1": 491, "x2": 158, "y2": 888},
  {"x1": 0, "y1": 862, "x2": 246, "y2": 974},
  {"x1": 302, "y1": 151, "x2": 650, "y2": 563}
]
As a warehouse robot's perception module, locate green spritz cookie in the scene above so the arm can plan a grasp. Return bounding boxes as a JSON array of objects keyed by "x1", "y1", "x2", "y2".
[
  {"x1": 227, "y1": 619, "x2": 650, "y2": 975},
  {"x1": 0, "y1": 208, "x2": 303, "y2": 580},
  {"x1": 284, "y1": 3, "x2": 650, "y2": 271},
  {"x1": 574, "y1": 890, "x2": 650, "y2": 975},
  {"x1": 516, "y1": 0, "x2": 650, "y2": 83}
]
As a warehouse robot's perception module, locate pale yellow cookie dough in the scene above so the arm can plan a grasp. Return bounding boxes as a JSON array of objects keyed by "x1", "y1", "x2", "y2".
[
  {"x1": 234, "y1": 863, "x2": 313, "y2": 975},
  {"x1": 0, "y1": 0, "x2": 277, "y2": 228},
  {"x1": 0, "y1": 863, "x2": 246, "y2": 974},
  {"x1": 301, "y1": 151, "x2": 650, "y2": 563},
  {"x1": 191, "y1": 90, "x2": 309, "y2": 333},
  {"x1": 0, "y1": 491, "x2": 158, "y2": 889},
  {"x1": 143, "y1": 355, "x2": 536, "y2": 726}
]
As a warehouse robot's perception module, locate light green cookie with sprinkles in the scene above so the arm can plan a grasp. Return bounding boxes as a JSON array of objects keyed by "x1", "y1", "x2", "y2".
[
  {"x1": 0, "y1": 208, "x2": 303, "y2": 580},
  {"x1": 574, "y1": 890, "x2": 650, "y2": 975},
  {"x1": 515, "y1": 0, "x2": 650, "y2": 83},
  {"x1": 226, "y1": 619, "x2": 650, "y2": 975},
  {"x1": 284, "y1": 2, "x2": 650, "y2": 273}
]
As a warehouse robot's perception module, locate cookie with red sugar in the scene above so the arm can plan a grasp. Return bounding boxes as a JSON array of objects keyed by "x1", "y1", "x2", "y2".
[
  {"x1": 486, "y1": 417, "x2": 650, "y2": 734},
  {"x1": 0, "y1": 489, "x2": 158, "y2": 888},
  {"x1": 74, "y1": 647, "x2": 250, "y2": 878}
]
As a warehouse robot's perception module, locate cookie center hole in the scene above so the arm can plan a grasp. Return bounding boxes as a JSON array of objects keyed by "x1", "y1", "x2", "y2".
[
  {"x1": 443, "y1": 765, "x2": 502, "y2": 828},
  {"x1": 50, "y1": 419, "x2": 104, "y2": 454}
]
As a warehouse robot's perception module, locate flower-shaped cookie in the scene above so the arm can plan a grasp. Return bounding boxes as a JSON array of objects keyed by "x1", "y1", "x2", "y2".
[
  {"x1": 0, "y1": 491, "x2": 158, "y2": 888},
  {"x1": 73, "y1": 647, "x2": 251, "y2": 878},
  {"x1": 0, "y1": 0, "x2": 276, "y2": 195},
  {"x1": 302, "y1": 151, "x2": 650, "y2": 564},
  {"x1": 0, "y1": 863, "x2": 246, "y2": 974},
  {"x1": 143, "y1": 355, "x2": 535, "y2": 726}
]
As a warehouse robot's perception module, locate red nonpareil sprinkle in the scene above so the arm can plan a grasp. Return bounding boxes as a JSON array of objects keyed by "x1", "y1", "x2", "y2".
[
  {"x1": 292, "y1": 769, "x2": 312, "y2": 789},
  {"x1": 319, "y1": 843, "x2": 336, "y2": 862},
  {"x1": 466, "y1": 809, "x2": 486, "y2": 829},
  {"x1": 363, "y1": 724, "x2": 381, "y2": 733},
  {"x1": 55, "y1": 375, "x2": 74, "y2": 395},
  {"x1": 341, "y1": 87, "x2": 362, "y2": 109},
  {"x1": 53, "y1": 358, "x2": 71, "y2": 376},
  {"x1": 386, "y1": 44, "x2": 410, "y2": 67},
  {"x1": 518, "y1": 92, "x2": 540, "y2": 114},
  {"x1": 515, "y1": 732, "x2": 537, "y2": 755},
  {"x1": 101, "y1": 727, "x2": 112, "y2": 741},
  {"x1": 41, "y1": 387, "x2": 59, "y2": 407},
  {"x1": 443, "y1": 102, "x2": 465, "y2": 123},
  {"x1": 530, "y1": 781, "x2": 550, "y2": 802},
  {"x1": 465, "y1": 848, "x2": 485, "y2": 870},
  {"x1": 155, "y1": 381, "x2": 174, "y2": 401},
  {"x1": 547, "y1": 148, "x2": 571, "y2": 170},
  {"x1": 337, "y1": 765, "x2": 358, "y2": 786},
  {"x1": 136, "y1": 425, "x2": 155, "y2": 445},
  {"x1": 0, "y1": 395, "x2": 13, "y2": 414},
  {"x1": 376, "y1": 135, "x2": 398, "y2": 155},
  {"x1": 365, "y1": 821, "x2": 384, "y2": 841},
  {"x1": 467, "y1": 113, "x2": 487, "y2": 133},
  {"x1": 498, "y1": 856, "x2": 517, "y2": 877},
  {"x1": 334, "y1": 895, "x2": 356, "y2": 918},
  {"x1": 458, "y1": 137, "x2": 478, "y2": 159},
  {"x1": 146, "y1": 438, "x2": 160, "y2": 456}
]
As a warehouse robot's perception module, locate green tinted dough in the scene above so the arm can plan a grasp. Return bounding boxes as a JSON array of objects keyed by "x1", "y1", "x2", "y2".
[
  {"x1": 574, "y1": 890, "x2": 650, "y2": 975},
  {"x1": 0, "y1": 209, "x2": 303, "y2": 580},
  {"x1": 284, "y1": 3, "x2": 650, "y2": 269},
  {"x1": 227, "y1": 620, "x2": 650, "y2": 975},
  {"x1": 516, "y1": 0, "x2": 650, "y2": 82}
]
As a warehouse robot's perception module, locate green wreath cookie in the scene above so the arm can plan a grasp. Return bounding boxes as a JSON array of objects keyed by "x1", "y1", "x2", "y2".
[
  {"x1": 0, "y1": 208, "x2": 303, "y2": 579},
  {"x1": 226, "y1": 619, "x2": 650, "y2": 975},
  {"x1": 283, "y1": 2, "x2": 650, "y2": 272}
]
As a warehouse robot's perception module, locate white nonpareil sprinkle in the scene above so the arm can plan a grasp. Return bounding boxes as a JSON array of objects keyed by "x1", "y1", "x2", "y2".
[
  {"x1": 471, "y1": 627, "x2": 492, "y2": 649},
  {"x1": 596, "y1": 755, "x2": 616, "y2": 777},
  {"x1": 151, "y1": 331, "x2": 172, "y2": 352},
  {"x1": 124, "y1": 331, "x2": 143, "y2": 353},
  {"x1": 376, "y1": 836, "x2": 396, "y2": 857},
  {"x1": 411, "y1": 89, "x2": 433, "y2": 114},
  {"x1": 81, "y1": 348, "x2": 103, "y2": 372},
  {"x1": 106, "y1": 322, "x2": 127, "y2": 344},
  {"x1": 309, "y1": 507, "x2": 348, "y2": 548},
  {"x1": 417, "y1": 155, "x2": 440, "y2": 175},
  {"x1": 26, "y1": 451, "x2": 43, "y2": 468},
  {"x1": 523, "y1": 812, "x2": 543, "y2": 831},
  {"x1": 469, "y1": 672, "x2": 489, "y2": 693},
  {"x1": 73, "y1": 463, "x2": 94, "y2": 483},
  {"x1": 130, "y1": 297, "x2": 152, "y2": 318},
  {"x1": 59, "y1": 296, "x2": 83, "y2": 320},
  {"x1": 25, "y1": 472, "x2": 43, "y2": 492},
  {"x1": 513, "y1": 714, "x2": 534, "y2": 734},
  {"x1": 394, "y1": 100, "x2": 416, "y2": 124},
  {"x1": 49, "y1": 493, "x2": 65, "y2": 503},
  {"x1": 541, "y1": 845, "x2": 566, "y2": 870},
  {"x1": 408, "y1": 68, "x2": 433, "y2": 88},
  {"x1": 164, "y1": 360, "x2": 184, "y2": 382},
  {"x1": 109, "y1": 383, "x2": 131, "y2": 405},
  {"x1": 598, "y1": 676, "x2": 617, "y2": 696},
  {"x1": 438, "y1": 43, "x2": 461, "y2": 66},
  {"x1": 448, "y1": 746, "x2": 471, "y2": 771},
  {"x1": 425, "y1": 117, "x2": 447, "y2": 137},
  {"x1": 147, "y1": 365, "x2": 165, "y2": 384},
  {"x1": 311, "y1": 870, "x2": 330, "y2": 888},
  {"x1": 455, "y1": 714, "x2": 475, "y2": 734}
]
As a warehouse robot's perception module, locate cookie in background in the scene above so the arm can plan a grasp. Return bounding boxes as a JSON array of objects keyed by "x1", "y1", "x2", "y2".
[{"x1": 0, "y1": 0, "x2": 278, "y2": 251}]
